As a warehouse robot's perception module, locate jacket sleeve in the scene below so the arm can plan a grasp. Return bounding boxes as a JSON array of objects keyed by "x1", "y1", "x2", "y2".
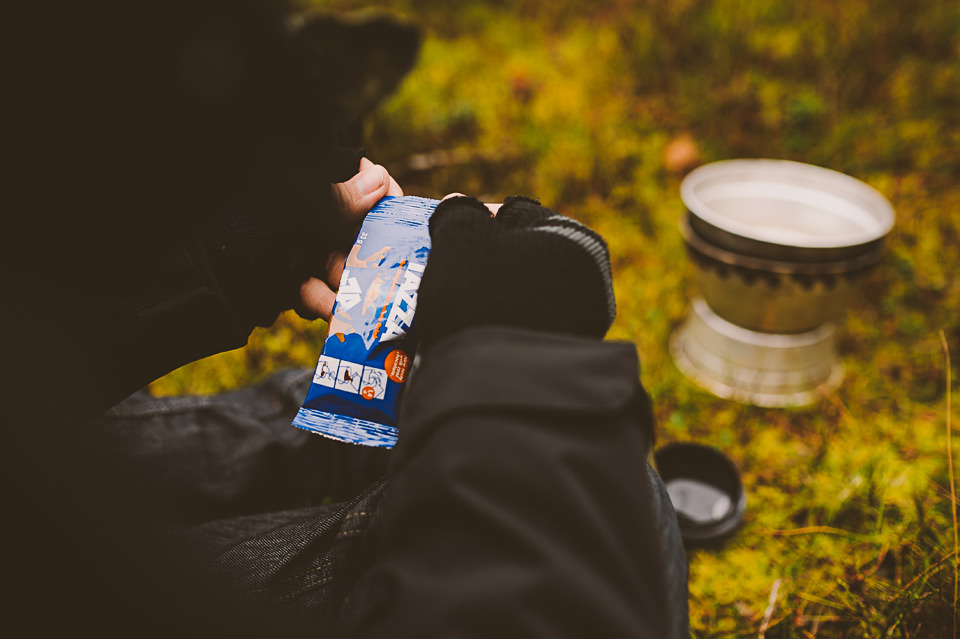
[
  {"x1": 6, "y1": 142, "x2": 362, "y2": 421},
  {"x1": 6, "y1": 227, "x2": 271, "y2": 422},
  {"x1": 336, "y1": 327, "x2": 689, "y2": 639}
]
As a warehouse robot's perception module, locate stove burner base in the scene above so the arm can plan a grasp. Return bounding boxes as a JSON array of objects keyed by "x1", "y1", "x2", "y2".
[{"x1": 670, "y1": 298, "x2": 843, "y2": 407}]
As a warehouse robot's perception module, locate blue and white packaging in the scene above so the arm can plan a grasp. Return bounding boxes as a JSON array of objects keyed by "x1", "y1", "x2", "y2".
[{"x1": 293, "y1": 196, "x2": 439, "y2": 447}]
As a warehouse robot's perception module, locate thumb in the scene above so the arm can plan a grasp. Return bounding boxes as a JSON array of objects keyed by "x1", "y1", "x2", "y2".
[{"x1": 331, "y1": 161, "x2": 399, "y2": 220}]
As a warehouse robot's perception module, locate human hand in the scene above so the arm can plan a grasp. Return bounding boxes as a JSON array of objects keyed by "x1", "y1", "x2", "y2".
[
  {"x1": 415, "y1": 195, "x2": 616, "y2": 351},
  {"x1": 442, "y1": 192, "x2": 501, "y2": 215},
  {"x1": 298, "y1": 158, "x2": 403, "y2": 321}
]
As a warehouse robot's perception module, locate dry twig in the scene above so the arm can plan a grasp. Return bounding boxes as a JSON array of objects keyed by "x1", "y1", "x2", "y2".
[
  {"x1": 758, "y1": 578, "x2": 783, "y2": 639},
  {"x1": 940, "y1": 330, "x2": 958, "y2": 639}
]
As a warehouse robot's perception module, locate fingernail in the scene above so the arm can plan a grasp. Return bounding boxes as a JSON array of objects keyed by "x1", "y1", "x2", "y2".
[{"x1": 355, "y1": 165, "x2": 384, "y2": 196}]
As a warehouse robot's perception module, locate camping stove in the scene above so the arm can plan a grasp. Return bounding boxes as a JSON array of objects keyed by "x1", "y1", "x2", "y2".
[{"x1": 671, "y1": 159, "x2": 894, "y2": 407}]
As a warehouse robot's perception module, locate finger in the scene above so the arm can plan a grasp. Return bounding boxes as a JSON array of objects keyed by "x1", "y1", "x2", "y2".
[
  {"x1": 358, "y1": 157, "x2": 402, "y2": 197},
  {"x1": 326, "y1": 250, "x2": 346, "y2": 287},
  {"x1": 387, "y1": 172, "x2": 403, "y2": 197},
  {"x1": 495, "y1": 195, "x2": 553, "y2": 227},
  {"x1": 331, "y1": 163, "x2": 393, "y2": 222},
  {"x1": 429, "y1": 195, "x2": 494, "y2": 236},
  {"x1": 443, "y1": 193, "x2": 499, "y2": 215},
  {"x1": 298, "y1": 277, "x2": 338, "y2": 321}
]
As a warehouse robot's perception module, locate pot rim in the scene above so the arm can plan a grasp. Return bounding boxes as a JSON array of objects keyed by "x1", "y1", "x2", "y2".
[{"x1": 681, "y1": 159, "x2": 895, "y2": 251}]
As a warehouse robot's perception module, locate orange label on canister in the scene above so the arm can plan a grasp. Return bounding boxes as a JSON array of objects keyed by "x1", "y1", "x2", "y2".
[{"x1": 385, "y1": 349, "x2": 410, "y2": 383}]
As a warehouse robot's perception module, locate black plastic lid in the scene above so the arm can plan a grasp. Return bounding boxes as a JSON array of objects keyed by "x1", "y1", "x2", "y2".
[{"x1": 654, "y1": 442, "x2": 746, "y2": 545}]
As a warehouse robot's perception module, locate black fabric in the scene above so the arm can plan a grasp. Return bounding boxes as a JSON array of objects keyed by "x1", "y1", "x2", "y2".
[
  {"x1": 97, "y1": 369, "x2": 388, "y2": 523},
  {"x1": 7, "y1": 0, "x2": 419, "y2": 332},
  {"x1": 337, "y1": 327, "x2": 689, "y2": 639},
  {"x1": 197, "y1": 147, "x2": 368, "y2": 329},
  {"x1": 4, "y1": 1, "x2": 420, "y2": 417},
  {"x1": 93, "y1": 368, "x2": 389, "y2": 637},
  {"x1": 80, "y1": 332, "x2": 688, "y2": 639},
  {"x1": 2, "y1": 2, "x2": 419, "y2": 636},
  {"x1": 417, "y1": 195, "x2": 617, "y2": 350}
]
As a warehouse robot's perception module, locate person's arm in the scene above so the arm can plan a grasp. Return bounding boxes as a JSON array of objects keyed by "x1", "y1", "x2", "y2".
[
  {"x1": 336, "y1": 196, "x2": 689, "y2": 638},
  {"x1": 5, "y1": 1, "x2": 419, "y2": 419},
  {"x1": 339, "y1": 327, "x2": 689, "y2": 638},
  {"x1": 5, "y1": 159, "x2": 401, "y2": 421}
]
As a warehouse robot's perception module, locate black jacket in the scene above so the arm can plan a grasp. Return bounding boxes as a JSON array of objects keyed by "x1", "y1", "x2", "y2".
[
  {"x1": 5, "y1": 0, "x2": 419, "y2": 418},
  {"x1": 337, "y1": 327, "x2": 689, "y2": 638}
]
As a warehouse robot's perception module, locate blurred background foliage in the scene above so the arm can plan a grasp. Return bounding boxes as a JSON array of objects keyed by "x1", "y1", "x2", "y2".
[{"x1": 151, "y1": 0, "x2": 960, "y2": 636}]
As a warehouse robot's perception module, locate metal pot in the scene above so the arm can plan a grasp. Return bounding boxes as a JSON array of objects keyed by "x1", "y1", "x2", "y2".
[
  {"x1": 681, "y1": 215, "x2": 883, "y2": 333},
  {"x1": 679, "y1": 159, "x2": 893, "y2": 333},
  {"x1": 680, "y1": 159, "x2": 894, "y2": 263}
]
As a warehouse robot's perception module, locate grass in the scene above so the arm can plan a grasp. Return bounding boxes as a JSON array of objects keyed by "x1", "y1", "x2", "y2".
[{"x1": 151, "y1": 1, "x2": 960, "y2": 636}]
